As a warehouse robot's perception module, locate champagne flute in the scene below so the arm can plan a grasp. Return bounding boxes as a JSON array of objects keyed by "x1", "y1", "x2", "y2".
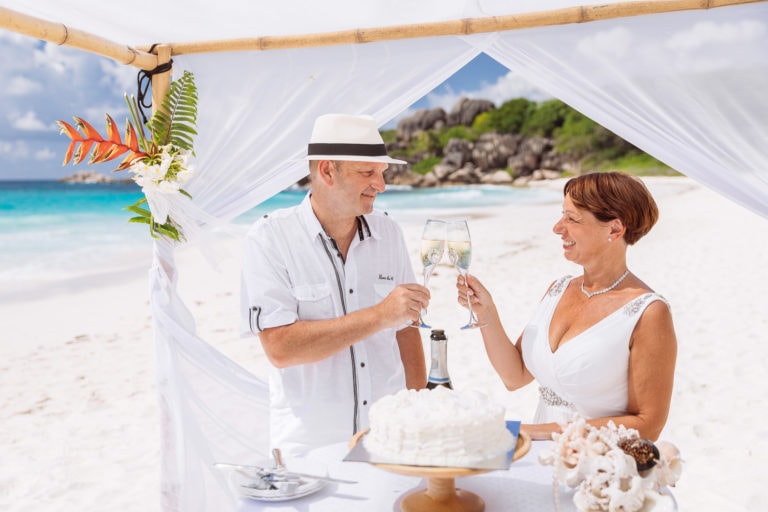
[
  {"x1": 414, "y1": 219, "x2": 446, "y2": 329},
  {"x1": 447, "y1": 219, "x2": 486, "y2": 329}
]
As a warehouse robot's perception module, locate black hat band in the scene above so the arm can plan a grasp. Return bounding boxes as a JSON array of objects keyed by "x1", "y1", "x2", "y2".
[{"x1": 307, "y1": 142, "x2": 388, "y2": 157}]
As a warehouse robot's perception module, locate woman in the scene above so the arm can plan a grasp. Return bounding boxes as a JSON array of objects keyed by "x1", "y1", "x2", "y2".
[{"x1": 458, "y1": 172, "x2": 676, "y2": 441}]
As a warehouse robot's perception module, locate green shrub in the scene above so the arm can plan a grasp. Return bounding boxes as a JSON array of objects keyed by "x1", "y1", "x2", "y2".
[
  {"x1": 411, "y1": 156, "x2": 442, "y2": 175},
  {"x1": 380, "y1": 129, "x2": 397, "y2": 144},
  {"x1": 485, "y1": 98, "x2": 535, "y2": 133},
  {"x1": 471, "y1": 111, "x2": 496, "y2": 134},
  {"x1": 521, "y1": 99, "x2": 570, "y2": 137},
  {"x1": 437, "y1": 125, "x2": 478, "y2": 146}
]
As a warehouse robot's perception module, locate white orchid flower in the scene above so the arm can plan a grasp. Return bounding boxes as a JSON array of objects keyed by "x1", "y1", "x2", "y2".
[
  {"x1": 159, "y1": 152, "x2": 173, "y2": 178},
  {"x1": 135, "y1": 176, "x2": 159, "y2": 191},
  {"x1": 158, "y1": 180, "x2": 181, "y2": 194},
  {"x1": 176, "y1": 169, "x2": 194, "y2": 183}
]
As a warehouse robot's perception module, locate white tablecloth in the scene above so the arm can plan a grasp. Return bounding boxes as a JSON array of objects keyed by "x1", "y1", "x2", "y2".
[{"x1": 235, "y1": 440, "x2": 579, "y2": 512}]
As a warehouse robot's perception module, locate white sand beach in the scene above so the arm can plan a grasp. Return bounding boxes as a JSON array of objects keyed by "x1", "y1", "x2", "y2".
[{"x1": 2, "y1": 176, "x2": 767, "y2": 511}]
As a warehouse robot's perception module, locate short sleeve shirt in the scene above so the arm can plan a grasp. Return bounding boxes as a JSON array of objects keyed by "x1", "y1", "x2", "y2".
[{"x1": 240, "y1": 193, "x2": 417, "y2": 455}]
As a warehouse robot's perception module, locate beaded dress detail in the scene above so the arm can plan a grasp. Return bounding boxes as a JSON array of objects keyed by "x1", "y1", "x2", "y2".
[{"x1": 522, "y1": 276, "x2": 669, "y2": 425}]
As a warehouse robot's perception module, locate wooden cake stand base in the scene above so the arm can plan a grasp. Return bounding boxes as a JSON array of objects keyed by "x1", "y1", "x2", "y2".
[
  {"x1": 400, "y1": 473, "x2": 486, "y2": 512},
  {"x1": 349, "y1": 430, "x2": 531, "y2": 512}
]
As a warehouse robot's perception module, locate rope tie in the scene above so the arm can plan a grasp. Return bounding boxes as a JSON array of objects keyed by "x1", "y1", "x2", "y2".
[{"x1": 136, "y1": 44, "x2": 174, "y2": 125}]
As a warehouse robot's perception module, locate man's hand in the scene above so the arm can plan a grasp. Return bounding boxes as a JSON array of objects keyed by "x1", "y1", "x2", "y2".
[{"x1": 376, "y1": 283, "x2": 430, "y2": 328}]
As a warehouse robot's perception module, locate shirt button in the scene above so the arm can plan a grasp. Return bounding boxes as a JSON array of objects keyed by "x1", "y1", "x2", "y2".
[
  {"x1": 349, "y1": 288, "x2": 354, "y2": 294},
  {"x1": 360, "y1": 362, "x2": 365, "y2": 368},
  {"x1": 363, "y1": 400, "x2": 368, "y2": 406}
]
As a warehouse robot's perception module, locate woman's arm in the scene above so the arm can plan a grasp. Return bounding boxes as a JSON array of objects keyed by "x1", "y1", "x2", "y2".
[
  {"x1": 616, "y1": 299, "x2": 677, "y2": 440},
  {"x1": 458, "y1": 274, "x2": 534, "y2": 391}
]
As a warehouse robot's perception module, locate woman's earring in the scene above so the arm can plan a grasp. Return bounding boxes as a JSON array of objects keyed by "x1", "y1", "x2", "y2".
[{"x1": 608, "y1": 237, "x2": 613, "y2": 242}]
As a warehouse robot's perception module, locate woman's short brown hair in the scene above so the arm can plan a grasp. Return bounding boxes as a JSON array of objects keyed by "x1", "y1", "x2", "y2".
[{"x1": 563, "y1": 172, "x2": 659, "y2": 245}]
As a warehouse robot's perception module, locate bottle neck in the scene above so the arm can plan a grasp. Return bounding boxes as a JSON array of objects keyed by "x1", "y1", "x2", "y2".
[{"x1": 427, "y1": 337, "x2": 451, "y2": 387}]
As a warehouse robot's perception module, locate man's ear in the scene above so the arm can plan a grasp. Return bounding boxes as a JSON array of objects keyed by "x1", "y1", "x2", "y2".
[{"x1": 317, "y1": 160, "x2": 335, "y2": 186}]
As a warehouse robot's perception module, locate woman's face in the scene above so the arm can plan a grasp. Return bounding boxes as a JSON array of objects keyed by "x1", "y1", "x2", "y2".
[{"x1": 553, "y1": 194, "x2": 612, "y2": 264}]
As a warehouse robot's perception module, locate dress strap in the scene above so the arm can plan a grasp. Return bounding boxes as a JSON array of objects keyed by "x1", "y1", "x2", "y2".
[
  {"x1": 547, "y1": 275, "x2": 573, "y2": 297},
  {"x1": 623, "y1": 293, "x2": 671, "y2": 316}
]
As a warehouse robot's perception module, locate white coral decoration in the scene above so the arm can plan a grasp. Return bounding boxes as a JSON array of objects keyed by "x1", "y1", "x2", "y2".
[{"x1": 539, "y1": 416, "x2": 682, "y2": 512}]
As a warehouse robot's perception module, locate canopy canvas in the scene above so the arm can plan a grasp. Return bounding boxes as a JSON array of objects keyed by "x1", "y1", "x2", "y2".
[{"x1": 2, "y1": 1, "x2": 767, "y2": 510}]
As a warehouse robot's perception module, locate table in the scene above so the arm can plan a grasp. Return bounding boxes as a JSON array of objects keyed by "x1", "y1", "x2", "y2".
[{"x1": 235, "y1": 440, "x2": 579, "y2": 512}]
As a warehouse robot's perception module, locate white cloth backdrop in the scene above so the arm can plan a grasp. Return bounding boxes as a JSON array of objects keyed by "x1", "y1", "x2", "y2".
[
  {"x1": 167, "y1": 5, "x2": 768, "y2": 509},
  {"x1": 3, "y1": 1, "x2": 767, "y2": 510}
]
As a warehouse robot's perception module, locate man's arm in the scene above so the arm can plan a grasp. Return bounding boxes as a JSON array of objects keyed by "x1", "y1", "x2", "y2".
[
  {"x1": 396, "y1": 326, "x2": 426, "y2": 389},
  {"x1": 258, "y1": 283, "x2": 429, "y2": 368}
]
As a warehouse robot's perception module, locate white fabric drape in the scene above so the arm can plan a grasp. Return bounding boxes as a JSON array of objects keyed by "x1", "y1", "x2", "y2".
[
  {"x1": 3, "y1": 1, "x2": 767, "y2": 510},
  {"x1": 156, "y1": 6, "x2": 768, "y2": 508},
  {"x1": 181, "y1": 37, "x2": 486, "y2": 221},
  {"x1": 484, "y1": 3, "x2": 768, "y2": 217}
]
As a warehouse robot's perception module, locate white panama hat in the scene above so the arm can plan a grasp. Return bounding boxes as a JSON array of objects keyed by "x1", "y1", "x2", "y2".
[{"x1": 306, "y1": 113, "x2": 407, "y2": 165}]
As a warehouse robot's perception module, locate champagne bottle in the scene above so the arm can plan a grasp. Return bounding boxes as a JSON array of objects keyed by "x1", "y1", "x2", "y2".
[{"x1": 426, "y1": 329, "x2": 453, "y2": 389}]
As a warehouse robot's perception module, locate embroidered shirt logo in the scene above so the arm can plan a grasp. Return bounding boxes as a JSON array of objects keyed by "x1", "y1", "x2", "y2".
[{"x1": 378, "y1": 274, "x2": 394, "y2": 281}]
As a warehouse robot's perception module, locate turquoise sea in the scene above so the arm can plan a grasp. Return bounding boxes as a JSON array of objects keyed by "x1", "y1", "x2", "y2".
[{"x1": 0, "y1": 180, "x2": 560, "y2": 281}]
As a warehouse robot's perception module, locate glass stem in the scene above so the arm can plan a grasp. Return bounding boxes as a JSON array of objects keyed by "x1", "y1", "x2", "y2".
[
  {"x1": 422, "y1": 265, "x2": 434, "y2": 314},
  {"x1": 460, "y1": 269, "x2": 476, "y2": 325}
]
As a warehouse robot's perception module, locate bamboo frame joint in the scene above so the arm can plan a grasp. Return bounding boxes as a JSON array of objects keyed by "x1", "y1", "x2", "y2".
[
  {"x1": 125, "y1": 47, "x2": 138, "y2": 66},
  {"x1": 56, "y1": 24, "x2": 69, "y2": 46}
]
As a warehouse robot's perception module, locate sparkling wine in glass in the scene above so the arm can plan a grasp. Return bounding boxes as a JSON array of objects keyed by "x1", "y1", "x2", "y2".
[
  {"x1": 414, "y1": 219, "x2": 446, "y2": 329},
  {"x1": 447, "y1": 220, "x2": 486, "y2": 329}
]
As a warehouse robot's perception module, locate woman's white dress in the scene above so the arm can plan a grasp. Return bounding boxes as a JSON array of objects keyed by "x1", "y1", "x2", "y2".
[{"x1": 521, "y1": 275, "x2": 668, "y2": 425}]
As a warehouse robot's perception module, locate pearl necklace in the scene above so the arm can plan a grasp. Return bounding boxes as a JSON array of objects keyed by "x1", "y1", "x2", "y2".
[{"x1": 580, "y1": 269, "x2": 630, "y2": 299}]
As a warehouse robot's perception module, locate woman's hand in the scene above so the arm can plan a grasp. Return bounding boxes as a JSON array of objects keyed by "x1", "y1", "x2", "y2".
[{"x1": 456, "y1": 273, "x2": 495, "y2": 323}]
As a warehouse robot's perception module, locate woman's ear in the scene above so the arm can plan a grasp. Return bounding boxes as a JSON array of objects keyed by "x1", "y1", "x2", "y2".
[{"x1": 609, "y1": 219, "x2": 626, "y2": 241}]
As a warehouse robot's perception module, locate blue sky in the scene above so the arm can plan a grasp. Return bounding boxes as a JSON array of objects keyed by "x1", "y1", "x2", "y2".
[{"x1": 0, "y1": 32, "x2": 551, "y2": 181}]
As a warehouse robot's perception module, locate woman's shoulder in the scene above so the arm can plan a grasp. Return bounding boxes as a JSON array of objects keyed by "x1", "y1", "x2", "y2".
[
  {"x1": 546, "y1": 275, "x2": 575, "y2": 297},
  {"x1": 624, "y1": 291, "x2": 671, "y2": 317}
]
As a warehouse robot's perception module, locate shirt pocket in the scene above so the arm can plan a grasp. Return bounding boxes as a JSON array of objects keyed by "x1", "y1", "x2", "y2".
[
  {"x1": 293, "y1": 283, "x2": 335, "y2": 320},
  {"x1": 373, "y1": 282, "x2": 395, "y2": 300}
]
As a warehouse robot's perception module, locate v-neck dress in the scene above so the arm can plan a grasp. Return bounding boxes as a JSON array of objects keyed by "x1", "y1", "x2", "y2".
[{"x1": 520, "y1": 275, "x2": 669, "y2": 425}]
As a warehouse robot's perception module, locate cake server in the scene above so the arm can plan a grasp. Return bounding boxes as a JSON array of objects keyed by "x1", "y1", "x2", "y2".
[{"x1": 213, "y1": 462, "x2": 357, "y2": 485}]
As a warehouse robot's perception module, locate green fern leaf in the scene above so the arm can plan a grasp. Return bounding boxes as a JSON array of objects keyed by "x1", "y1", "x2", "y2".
[{"x1": 151, "y1": 71, "x2": 198, "y2": 151}]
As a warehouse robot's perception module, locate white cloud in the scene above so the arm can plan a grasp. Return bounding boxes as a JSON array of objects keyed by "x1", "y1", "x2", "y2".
[
  {"x1": 667, "y1": 20, "x2": 766, "y2": 52},
  {"x1": 9, "y1": 111, "x2": 50, "y2": 131},
  {"x1": 34, "y1": 147, "x2": 57, "y2": 161},
  {"x1": 5, "y1": 75, "x2": 44, "y2": 96},
  {"x1": 421, "y1": 71, "x2": 552, "y2": 112},
  {"x1": 0, "y1": 140, "x2": 14, "y2": 155},
  {"x1": 577, "y1": 26, "x2": 632, "y2": 60},
  {"x1": 32, "y1": 41, "x2": 87, "y2": 74},
  {"x1": 0, "y1": 140, "x2": 31, "y2": 158},
  {"x1": 100, "y1": 58, "x2": 138, "y2": 92},
  {"x1": 476, "y1": 72, "x2": 554, "y2": 105}
]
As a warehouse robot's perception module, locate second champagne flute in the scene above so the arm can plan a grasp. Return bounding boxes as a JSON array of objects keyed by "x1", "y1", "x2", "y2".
[
  {"x1": 447, "y1": 219, "x2": 486, "y2": 330},
  {"x1": 415, "y1": 219, "x2": 446, "y2": 329}
]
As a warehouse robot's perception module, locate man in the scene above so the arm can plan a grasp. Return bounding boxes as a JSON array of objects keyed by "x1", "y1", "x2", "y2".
[{"x1": 241, "y1": 113, "x2": 428, "y2": 456}]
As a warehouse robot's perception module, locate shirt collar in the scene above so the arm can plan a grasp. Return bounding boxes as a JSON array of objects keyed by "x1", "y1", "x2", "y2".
[{"x1": 300, "y1": 192, "x2": 378, "y2": 242}]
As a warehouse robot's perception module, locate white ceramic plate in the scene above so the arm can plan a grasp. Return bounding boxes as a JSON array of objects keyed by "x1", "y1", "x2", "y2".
[{"x1": 240, "y1": 478, "x2": 326, "y2": 502}]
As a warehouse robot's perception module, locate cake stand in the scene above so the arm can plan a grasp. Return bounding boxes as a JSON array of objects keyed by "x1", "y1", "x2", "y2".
[{"x1": 348, "y1": 430, "x2": 531, "y2": 512}]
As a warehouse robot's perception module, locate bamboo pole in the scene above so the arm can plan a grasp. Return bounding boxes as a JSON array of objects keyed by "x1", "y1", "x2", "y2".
[
  {"x1": 144, "y1": 0, "x2": 765, "y2": 55},
  {"x1": 1, "y1": 0, "x2": 765, "y2": 66},
  {"x1": 0, "y1": 6, "x2": 157, "y2": 70},
  {"x1": 152, "y1": 46, "x2": 173, "y2": 115}
]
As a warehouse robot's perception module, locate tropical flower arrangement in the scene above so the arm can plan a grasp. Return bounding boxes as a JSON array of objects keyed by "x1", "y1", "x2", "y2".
[
  {"x1": 57, "y1": 70, "x2": 198, "y2": 242},
  {"x1": 539, "y1": 415, "x2": 683, "y2": 512}
]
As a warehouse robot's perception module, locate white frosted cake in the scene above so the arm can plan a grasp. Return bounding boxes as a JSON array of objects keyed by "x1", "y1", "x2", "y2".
[{"x1": 363, "y1": 387, "x2": 515, "y2": 467}]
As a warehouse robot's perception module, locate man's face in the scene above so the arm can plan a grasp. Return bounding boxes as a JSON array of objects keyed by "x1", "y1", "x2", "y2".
[{"x1": 332, "y1": 160, "x2": 388, "y2": 215}]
